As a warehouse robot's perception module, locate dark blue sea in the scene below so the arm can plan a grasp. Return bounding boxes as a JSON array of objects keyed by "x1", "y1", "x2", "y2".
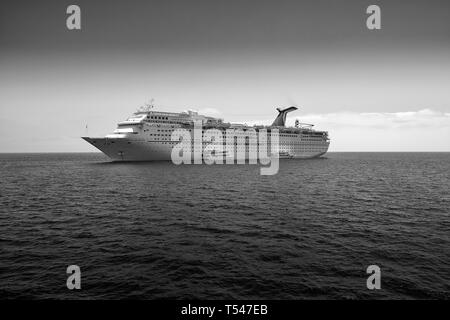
[{"x1": 0, "y1": 152, "x2": 449, "y2": 299}]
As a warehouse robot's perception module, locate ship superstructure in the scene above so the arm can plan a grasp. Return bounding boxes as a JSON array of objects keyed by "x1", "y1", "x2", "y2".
[{"x1": 82, "y1": 106, "x2": 330, "y2": 161}]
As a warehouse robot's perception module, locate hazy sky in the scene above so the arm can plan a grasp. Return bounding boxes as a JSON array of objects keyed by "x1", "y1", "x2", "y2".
[{"x1": 1, "y1": 0, "x2": 449, "y2": 151}]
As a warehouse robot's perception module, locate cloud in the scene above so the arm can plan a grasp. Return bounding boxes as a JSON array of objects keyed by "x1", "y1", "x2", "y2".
[
  {"x1": 246, "y1": 109, "x2": 450, "y2": 130},
  {"x1": 244, "y1": 109, "x2": 450, "y2": 151},
  {"x1": 294, "y1": 109, "x2": 450, "y2": 130},
  {"x1": 198, "y1": 108, "x2": 222, "y2": 117}
]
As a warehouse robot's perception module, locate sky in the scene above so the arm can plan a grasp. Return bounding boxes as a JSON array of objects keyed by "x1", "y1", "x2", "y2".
[{"x1": 1, "y1": 0, "x2": 449, "y2": 152}]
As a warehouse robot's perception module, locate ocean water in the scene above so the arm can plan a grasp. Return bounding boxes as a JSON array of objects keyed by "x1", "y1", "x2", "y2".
[{"x1": 0, "y1": 152, "x2": 449, "y2": 299}]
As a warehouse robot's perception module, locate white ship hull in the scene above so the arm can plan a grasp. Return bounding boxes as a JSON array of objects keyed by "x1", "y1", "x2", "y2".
[{"x1": 82, "y1": 137, "x2": 329, "y2": 162}]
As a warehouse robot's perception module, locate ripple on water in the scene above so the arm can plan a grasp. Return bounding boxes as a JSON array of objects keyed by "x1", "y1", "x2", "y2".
[{"x1": 0, "y1": 152, "x2": 449, "y2": 299}]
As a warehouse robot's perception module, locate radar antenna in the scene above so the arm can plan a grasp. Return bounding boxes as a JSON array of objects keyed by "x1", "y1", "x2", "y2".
[{"x1": 138, "y1": 98, "x2": 155, "y2": 112}]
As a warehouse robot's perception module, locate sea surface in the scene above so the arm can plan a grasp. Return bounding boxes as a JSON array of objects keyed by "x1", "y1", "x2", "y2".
[{"x1": 0, "y1": 152, "x2": 449, "y2": 299}]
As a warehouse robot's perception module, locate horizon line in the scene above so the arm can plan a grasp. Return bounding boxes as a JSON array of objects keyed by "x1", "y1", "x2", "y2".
[{"x1": 1, "y1": 151, "x2": 450, "y2": 154}]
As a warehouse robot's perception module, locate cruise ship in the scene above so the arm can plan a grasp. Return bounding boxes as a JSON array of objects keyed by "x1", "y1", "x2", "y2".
[{"x1": 82, "y1": 105, "x2": 330, "y2": 161}]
